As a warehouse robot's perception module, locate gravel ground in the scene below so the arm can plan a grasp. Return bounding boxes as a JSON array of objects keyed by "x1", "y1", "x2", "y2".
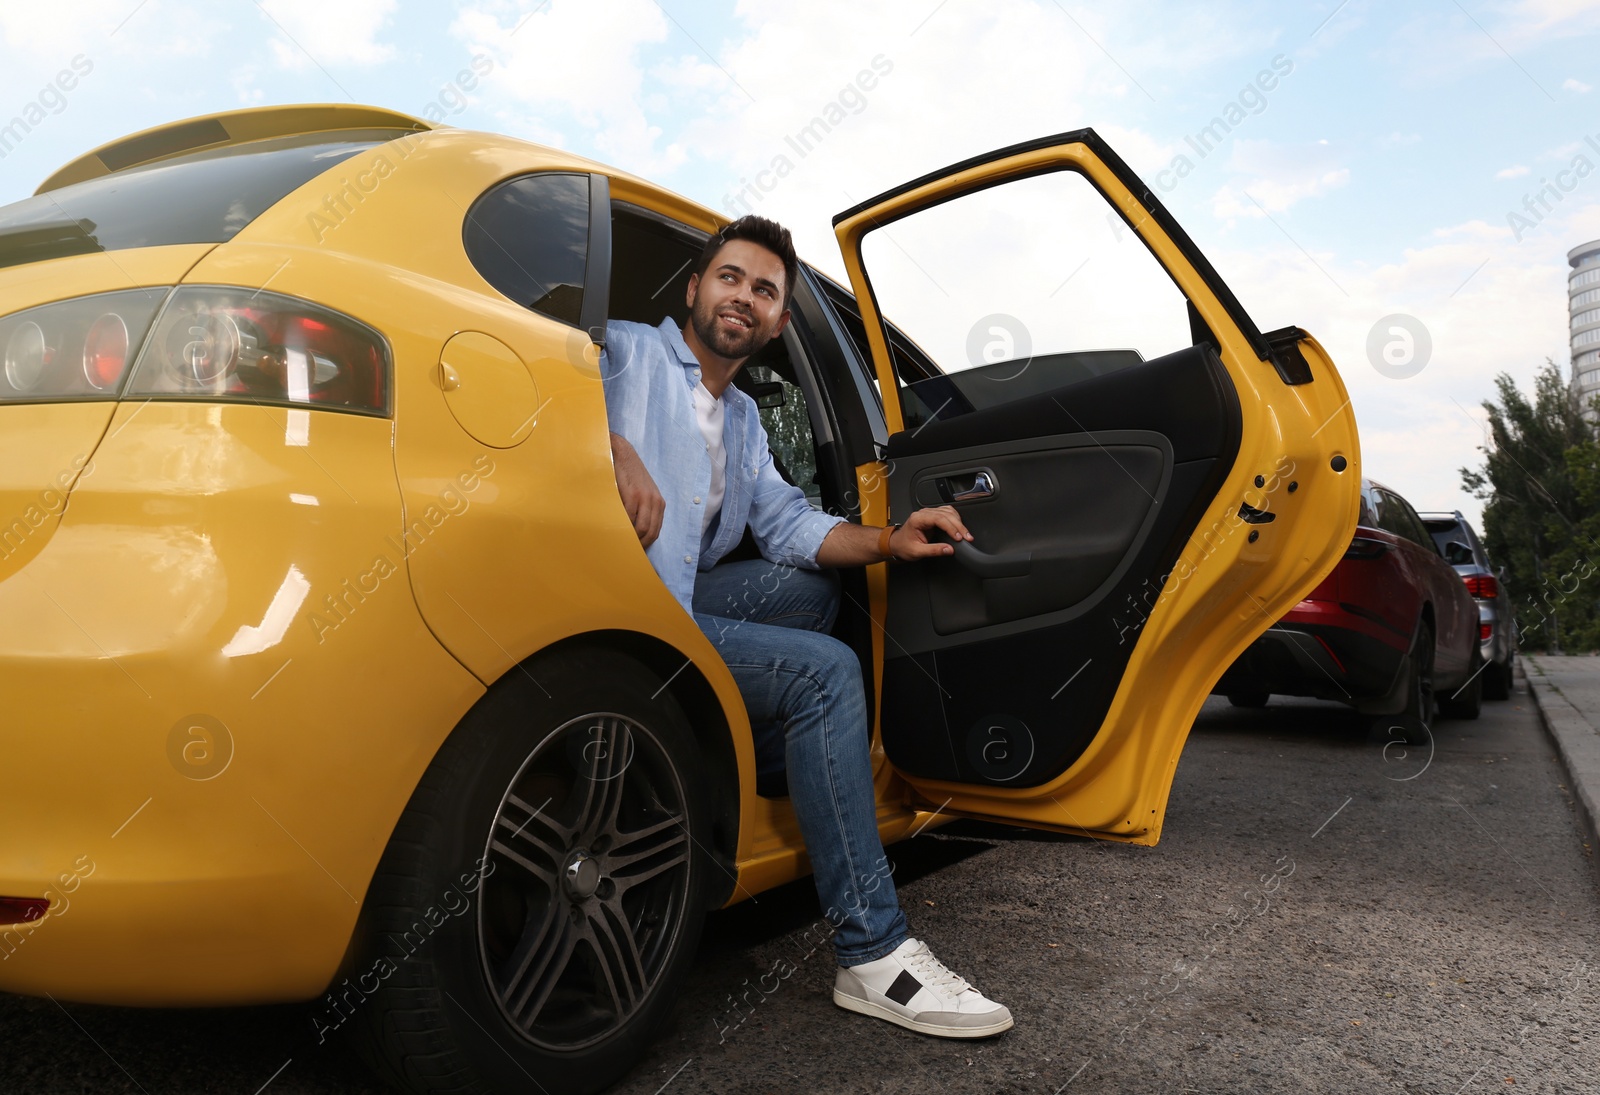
[{"x1": 4, "y1": 673, "x2": 1596, "y2": 1095}]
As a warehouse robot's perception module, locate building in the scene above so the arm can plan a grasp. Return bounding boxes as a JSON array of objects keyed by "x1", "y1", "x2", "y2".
[{"x1": 1571, "y1": 239, "x2": 1600, "y2": 415}]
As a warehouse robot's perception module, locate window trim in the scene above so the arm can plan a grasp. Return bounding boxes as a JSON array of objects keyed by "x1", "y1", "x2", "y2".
[
  {"x1": 797, "y1": 266, "x2": 888, "y2": 454},
  {"x1": 579, "y1": 173, "x2": 611, "y2": 346}
]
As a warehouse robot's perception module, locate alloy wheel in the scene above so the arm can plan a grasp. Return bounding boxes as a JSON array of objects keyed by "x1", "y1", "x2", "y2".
[{"x1": 477, "y1": 713, "x2": 693, "y2": 1051}]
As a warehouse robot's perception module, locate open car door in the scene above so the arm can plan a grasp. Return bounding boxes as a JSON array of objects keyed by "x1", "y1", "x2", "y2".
[{"x1": 834, "y1": 130, "x2": 1360, "y2": 845}]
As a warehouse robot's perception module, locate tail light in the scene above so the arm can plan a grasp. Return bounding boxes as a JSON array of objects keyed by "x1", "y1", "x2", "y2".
[
  {"x1": 83, "y1": 313, "x2": 130, "y2": 390},
  {"x1": 1480, "y1": 623, "x2": 1492, "y2": 641},
  {"x1": 1464, "y1": 574, "x2": 1498, "y2": 598},
  {"x1": 125, "y1": 287, "x2": 390, "y2": 416},
  {"x1": 0, "y1": 896, "x2": 49, "y2": 923},
  {"x1": 1344, "y1": 536, "x2": 1390, "y2": 559},
  {"x1": 0, "y1": 288, "x2": 167, "y2": 401}
]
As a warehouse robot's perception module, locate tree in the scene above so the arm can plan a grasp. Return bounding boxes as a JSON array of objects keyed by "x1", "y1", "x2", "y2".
[{"x1": 1461, "y1": 359, "x2": 1600, "y2": 652}]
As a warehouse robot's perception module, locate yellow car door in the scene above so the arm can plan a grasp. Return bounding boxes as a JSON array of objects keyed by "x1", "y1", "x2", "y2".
[{"x1": 833, "y1": 130, "x2": 1361, "y2": 845}]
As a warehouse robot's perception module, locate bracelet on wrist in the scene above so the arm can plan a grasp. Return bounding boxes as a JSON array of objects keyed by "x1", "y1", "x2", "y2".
[{"x1": 878, "y1": 523, "x2": 899, "y2": 561}]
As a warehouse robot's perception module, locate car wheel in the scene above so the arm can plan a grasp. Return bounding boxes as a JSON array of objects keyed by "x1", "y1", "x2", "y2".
[
  {"x1": 1227, "y1": 691, "x2": 1270, "y2": 708},
  {"x1": 348, "y1": 649, "x2": 711, "y2": 1095},
  {"x1": 1367, "y1": 619, "x2": 1434, "y2": 745},
  {"x1": 1438, "y1": 651, "x2": 1483, "y2": 720},
  {"x1": 1483, "y1": 657, "x2": 1512, "y2": 701}
]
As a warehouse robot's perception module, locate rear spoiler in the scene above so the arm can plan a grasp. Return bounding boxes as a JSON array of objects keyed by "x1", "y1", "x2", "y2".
[{"x1": 37, "y1": 104, "x2": 435, "y2": 194}]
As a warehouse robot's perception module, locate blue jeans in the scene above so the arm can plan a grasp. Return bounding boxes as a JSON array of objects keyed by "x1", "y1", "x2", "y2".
[{"x1": 692, "y1": 558, "x2": 908, "y2": 966}]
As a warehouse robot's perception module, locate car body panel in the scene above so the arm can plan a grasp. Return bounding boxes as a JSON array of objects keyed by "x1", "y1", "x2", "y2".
[
  {"x1": 0, "y1": 402, "x2": 483, "y2": 1003},
  {"x1": 834, "y1": 136, "x2": 1361, "y2": 844}
]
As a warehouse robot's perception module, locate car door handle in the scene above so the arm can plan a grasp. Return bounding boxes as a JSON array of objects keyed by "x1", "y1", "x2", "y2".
[
  {"x1": 951, "y1": 539, "x2": 1032, "y2": 578},
  {"x1": 938, "y1": 469, "x2": 996, "y2": 503}
]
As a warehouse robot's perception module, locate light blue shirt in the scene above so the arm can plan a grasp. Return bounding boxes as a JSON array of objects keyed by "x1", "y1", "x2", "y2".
[{"x1": 600, "y1": 318, "x2": 846, "y2": 615}]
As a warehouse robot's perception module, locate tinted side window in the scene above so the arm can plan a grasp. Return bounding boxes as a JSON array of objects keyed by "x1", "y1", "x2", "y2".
[
  {"x1": 741, "y1": 360, "x2": 822, "y2": 502},
  {"x1": 1359, "y1": 488, "x2": 1380, "y2": 529},
  {"x1": 607, "y1": 202, "x2": 703, "y2": 328},
  {"x1": 1378, "y1": 490, "x2": 1430, "y2": 549},
  {"x1": 0, "y1": 129, "x2": 411, "y2": 272},
  {"x1": 825, "y1": 279, "x2": 937, "y2": 386},
  {"x1": 1370, "y1": 490, "x2": 1404, "y2": 539},
  {"x1": 464, "y1": 173, "x2": 588, "y2": 326}
]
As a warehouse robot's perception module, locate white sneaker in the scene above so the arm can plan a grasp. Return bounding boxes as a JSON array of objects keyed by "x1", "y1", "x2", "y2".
[{"x1": 833, "y1": 938, "x2": 1013, "y2": 1038}]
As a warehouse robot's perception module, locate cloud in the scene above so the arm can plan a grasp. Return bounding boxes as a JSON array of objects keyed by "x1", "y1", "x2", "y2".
[
  {"x1": 257, "y1": 0, "x2": 397, "y2": 69},
  {"x1": 1432, "y1": 220, "x2": 1513, "y2": 241},
  {"x1": 453, "y1": 0, "x2": 683, "y2": 175},
  {"x1": 1565, "y1": 77, "x2": 1593, "y2": 93},
  {"x1": 1212, "y1": 169, "x2": 1350, "y2": 220},
  {"x1": 1208, "y1": 138, "x2": 1351, "y2": 220},
  {"x1": 1496, "y1": 165, "x2": 1532, "y2": 178},
  {"x1": 0, "y1": 0, "x2": 219, "y2": 60},
  {"x1": 0, "y1": 0, "x2": 127, "y2": 54},
  {"x1": 558, "y1": 0, "x2": 1106, "y2": 266},
  {"x1": 1510, "y1": 0, "x2": 1600, "y2": 35}
]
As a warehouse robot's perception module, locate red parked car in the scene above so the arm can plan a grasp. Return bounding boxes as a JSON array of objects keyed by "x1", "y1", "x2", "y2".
[{"x1": 1212, "y1": 478, "x2": 1481, "y2": 733}]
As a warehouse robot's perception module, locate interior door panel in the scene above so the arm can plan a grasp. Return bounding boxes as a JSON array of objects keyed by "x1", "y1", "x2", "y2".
[
  {"x1": 879, "y1": 342, "x2": 1241, "y2": 786},
  {"x1": 898, "y1": 433, "x2": 1169, "y2": 635}
]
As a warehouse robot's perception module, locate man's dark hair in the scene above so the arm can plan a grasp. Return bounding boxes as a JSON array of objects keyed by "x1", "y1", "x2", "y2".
[{"x1": 693, "y1": 214, "x2": 800, "y2": 308}]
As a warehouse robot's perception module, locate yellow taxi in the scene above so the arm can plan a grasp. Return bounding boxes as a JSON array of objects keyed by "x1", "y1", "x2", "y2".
[{"x1": 0, "y1": 104, "x2": 1359, "y2": 1094}]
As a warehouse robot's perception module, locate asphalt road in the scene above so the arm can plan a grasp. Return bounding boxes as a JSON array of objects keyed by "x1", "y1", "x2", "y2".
[{"x1": 6, "y1": 673, "x2": 1597, "y2": 1095}]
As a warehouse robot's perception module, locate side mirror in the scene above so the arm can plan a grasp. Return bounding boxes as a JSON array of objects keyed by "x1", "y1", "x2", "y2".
[
  {"x1": 1444, "y1": 541, "x2": 1473, "y2": 566},
  {"x1": 749, "y1": 380, "x2": 787, "y2": 410}
]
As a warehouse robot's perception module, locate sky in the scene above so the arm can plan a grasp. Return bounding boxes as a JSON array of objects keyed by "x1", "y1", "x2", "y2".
[{"x1": 2, "y1": 0, "x2": 1599, "y2": 530}]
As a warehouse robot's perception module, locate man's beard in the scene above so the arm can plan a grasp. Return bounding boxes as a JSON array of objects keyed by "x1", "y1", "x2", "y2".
[{"x1": 690, "y1": 294, "x2": 771, "y2": 360}]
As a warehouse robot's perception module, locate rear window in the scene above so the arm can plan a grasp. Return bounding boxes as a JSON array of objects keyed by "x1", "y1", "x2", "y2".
[
  {"x1": 1421, "y1": 517, "x2": 1462, "y2": 556},
  {"x1": 0, "y1": 128, "x2": 415, "y2": 272}
]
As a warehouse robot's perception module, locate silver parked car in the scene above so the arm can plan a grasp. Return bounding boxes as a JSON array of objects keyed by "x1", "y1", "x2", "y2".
[{"x1": 1418, "y1": 511, "x2": 1515, "y2": 699}]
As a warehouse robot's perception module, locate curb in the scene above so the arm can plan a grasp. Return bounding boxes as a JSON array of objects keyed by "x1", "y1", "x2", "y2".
[{"x1": 1521, "y1": 654, "x2": 1600, "y2": 866}]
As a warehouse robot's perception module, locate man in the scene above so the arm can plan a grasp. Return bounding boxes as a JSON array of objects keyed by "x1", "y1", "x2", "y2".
[{"x1": 601, "y1": 214, "x2": 1012, "y2": 1038}]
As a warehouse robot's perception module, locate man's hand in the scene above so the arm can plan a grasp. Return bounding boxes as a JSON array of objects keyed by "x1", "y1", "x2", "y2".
[
  {"x1": 610, "y1": 432, "x2": 664, "y2": 547},
  {"x1": 815, "y1": 505, "x2": 973, "y2": 567},
  {"x1": 889, "y1": 505, "x2": 972, "y2": 561}
]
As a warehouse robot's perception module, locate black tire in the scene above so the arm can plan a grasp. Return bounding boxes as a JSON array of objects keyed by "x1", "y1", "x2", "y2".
[
  {"x1": 1367, "y1": 620, "x2": 1434, "y2": 745},
  {"x1": 1439, "y1": 652, "x2": 1484, "y2": 720},
  {"x1": 1227, "y1": 691, "x2": 1270, "y2": 708},
  {"x1": 347, "y1": 649, "x2": 712, "y2": 1095},
  {"x1": 1483, "y1": 657, "x2": 1513, "y2": 701}
]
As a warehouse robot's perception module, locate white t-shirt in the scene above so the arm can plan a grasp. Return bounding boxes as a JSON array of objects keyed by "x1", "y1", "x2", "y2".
[{"x1": 690, "y1": 380, "x2": 726, "y2": 540}]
